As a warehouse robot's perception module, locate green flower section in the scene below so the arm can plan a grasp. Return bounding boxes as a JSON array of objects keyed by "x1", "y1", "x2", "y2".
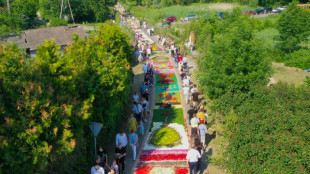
[
  {"x1": 150, "y1": 127, "x2": 181, "y2": 147},
  {"x1": 151, "y1": 108, "x2": 185, "y2": 129}
]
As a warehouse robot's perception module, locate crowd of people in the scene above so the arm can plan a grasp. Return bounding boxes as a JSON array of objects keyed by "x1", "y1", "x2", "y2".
[
  {"x1": 156, "y1": 35, "x2": 208, "y2": 174},
  {"x1": 92, "y1": 5, "x2": 208, "y2": 173}
]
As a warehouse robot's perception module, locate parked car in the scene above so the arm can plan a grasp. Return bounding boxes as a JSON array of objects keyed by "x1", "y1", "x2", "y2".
[
  {"x1": 274, "y1": 9, "x2": 283, "y2": 13},
  {"x1": 254, "y1": 9, "x2": 264, "y2": 15},
  {"x1": 165, "y1": 16, "x2": 177, "y2": 22},
  {"x1": 262, "y1": 7, "x2": 273, "y2": 13},
  {"x1": 242, "y1": 10, "x2": 255, "y2": 15},
  {"x1": 276, "y1": 6, "x2": 286, "y2": 11},
  {"x1": 184, "y1": 14, "x2": 198, "y2": 21}
]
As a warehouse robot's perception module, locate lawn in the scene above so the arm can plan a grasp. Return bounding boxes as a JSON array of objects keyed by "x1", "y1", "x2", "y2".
[
  {"x1": 255, "y1": 28, "x2": 279, "y2": 48},
  {"x1": 271, "y1": 62, "x2": 310, "y2": 86},
  {"x1": 129, "y1": 3, "x2": 253, "y2": 25}
]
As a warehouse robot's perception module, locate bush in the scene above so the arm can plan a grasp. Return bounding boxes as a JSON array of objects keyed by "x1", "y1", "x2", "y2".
[
  {"x1": 216, "y1": 83, "x2": 310, "y2": 173},
  {"x1": 284, "y1": 49, "x2": 310, "y2": 70}
]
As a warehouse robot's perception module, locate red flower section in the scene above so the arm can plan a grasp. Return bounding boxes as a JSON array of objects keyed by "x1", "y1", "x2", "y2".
[
  {"x1": 135, "y1": 165, "x2": 153, "y2": 174},
  {"x1": 140, "y1": 153, "x2": 187, "y2": 162},
  {"x1": 175, "y1": 167, "x2": 189, "y2": 174}
]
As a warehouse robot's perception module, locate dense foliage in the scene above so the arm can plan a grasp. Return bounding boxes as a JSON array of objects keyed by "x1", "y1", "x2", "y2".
[
  {"x1": 215, "y1": 83, "x2": 310, "y2": 173},
  {"x1": 195, "y1": 11, "x2": 271, "y2": 99},
  {"x1": 39, "y1": 0, "x2": 116, "y2": 23},
  {"x1": 0, "y1": 0, "x2": 39, "y2": 36},
  {"x1": 0, "y1": 0, "x2": 117, "y2": 36},
  {"x1": 283, "y1": 49, "x2": 310, "y2": 69},
  {"x1": 0, "y1": 24, "x2": 133, "y2": 173},
  {"x1": 277, "y1": 3, "x2": 310, "y2": 52}
]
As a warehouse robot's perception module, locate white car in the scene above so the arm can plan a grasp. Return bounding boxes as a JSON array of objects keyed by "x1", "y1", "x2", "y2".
[{"x1": 276, "y1": 6, "x2": 286, "y2": 11}]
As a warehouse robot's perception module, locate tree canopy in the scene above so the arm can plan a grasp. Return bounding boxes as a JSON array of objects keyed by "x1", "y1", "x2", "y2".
[{"x1": 0, "y1": 23, "x2": 133, "y2": 173}]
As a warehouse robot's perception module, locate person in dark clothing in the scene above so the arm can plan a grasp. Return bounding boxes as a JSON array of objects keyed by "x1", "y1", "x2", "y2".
[
  {"x1": 97, "y1": 146, "x2": 108, "y2": 165},
  {"x1": 191, "y1": 89, "x2": 199, "y2": 108},
  {"x1": 144, "y1": 74, "x2": 149, "y2": 85},
  {"x1": 115, "y1": 143, "x2": 126, "y2": 173},
  {"x1": 187, "y1": 105, "x2": 197, "y2": 121},
  {"x1": 180, "y1": 69, "x2": 186, "y2": 81},
  {"x1": 142, "y1": 88, "x2": 150, "y2": 101}
]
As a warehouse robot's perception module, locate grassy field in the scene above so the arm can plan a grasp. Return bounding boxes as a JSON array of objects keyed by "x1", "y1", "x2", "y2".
[
  {"x1": 129, "y1": 3, "x2": 254, "y2": 25},
  {"x1": 255, "y1": 28, "x2": 279, "y2": 48},
  {"x1": 271, "y1": 62, "x2": 310, "y2": 86}
]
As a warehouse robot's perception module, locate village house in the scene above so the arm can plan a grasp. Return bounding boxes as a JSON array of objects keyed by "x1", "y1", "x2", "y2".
[{"x1": 2, "y1": 26, "x2": 86, "y2": 57}]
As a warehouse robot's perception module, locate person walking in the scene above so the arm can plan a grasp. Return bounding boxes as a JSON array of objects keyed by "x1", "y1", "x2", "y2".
[
  {"x1": 142, "y1": 88, "x2": 150, "y2": 101},
  {"x1": 129, "y1": 130, "x2": 138, "y2": 161},
  {"x1": 133, "y1": 102, "x2": 143, "y2": 122},
  {"x1": 115, "y1": 131, "x2": 128, "y2": 150},
  {"x1": 142, "y1": 63, "x2": 148, "y2": 75},
  {"x1": 139, "y1": 120, "x2": 144, "y2": 136},
  {"x1": 191, "y1": 89, "x2": 199, "y2": 108},
  {"x1": 115, "y1": 144, "x2": 126, "y2": 173},
  {"x1": 183, "y1": 84, "x2": 190, "y2": 104},
  {"x1": 91, "y1": 162, "x2": 105, "y2": 174},
  {"x1": 183, "y1": 56, "x2": 188, "y2": 69},
  {"x1": 97, "y1": 146, "x2": 108, "y2": 167},
  {"x1": 133, "y1": 92, "x2": 139, "y2": 103},
  {"x1": 110, "y1": 160, "x2": 119, "y2": 174},
  {"x1": 187, "y1": 105, "x2": 197, "y2": 122},
  {"x1": 186, "y1": 144, "x2": 201, "y2": 174},
  {"x1": 128, "y1": 114, "x2": 137, "y2": 133},
  {"x1": 147, "y1": 47, "x2": 152, "y2": 57},
  {"x1": 140, "y1": 82, "x2": 148, "y2": 96},
  {"x1": 198, "y1": 121, "x2": 207, "y2": 149},
  {"x1": 141, "y1": 97, "x2": 148, "y2": 122}
]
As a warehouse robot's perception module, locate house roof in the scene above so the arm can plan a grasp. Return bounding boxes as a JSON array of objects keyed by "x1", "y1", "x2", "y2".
[{"x1": 22, "y1": 26, "x2": 86, "y2": 51}]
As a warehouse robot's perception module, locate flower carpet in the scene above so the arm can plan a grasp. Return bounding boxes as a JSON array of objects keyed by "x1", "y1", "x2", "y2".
[
  {"x1": 134, "y1": 54, "x2": 190, "y2": 174},
  {"x1": 119, "y1": 8, "x2": 190, "y2": 173}
]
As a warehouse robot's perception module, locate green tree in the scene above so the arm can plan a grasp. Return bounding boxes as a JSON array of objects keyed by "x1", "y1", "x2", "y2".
[
  {"x1": 277, "y1": 2, "x2": 310, "y2": 52},
  {"x1": 218, "y1": 83, "x2": 310, "y2": 173},
  {"x1": 199, "y1": 17, "x2": 271, "y2": 99},
  {"x1": 0, "y1": 23, "x2": 133, "y2": 173}
]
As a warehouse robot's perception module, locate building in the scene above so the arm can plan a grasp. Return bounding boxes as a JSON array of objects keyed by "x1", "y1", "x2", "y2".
[{"x1": 2, "y1": 26, "x2": 86, "y2": 57}]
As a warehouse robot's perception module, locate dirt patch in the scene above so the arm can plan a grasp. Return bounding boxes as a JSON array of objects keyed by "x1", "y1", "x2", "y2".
[
  {"x1": 207, "y1": 3, "x2": 235, "y2": 11},
  {"x1": 271, "y1": 62, "x2": 310, "y2": 86}
]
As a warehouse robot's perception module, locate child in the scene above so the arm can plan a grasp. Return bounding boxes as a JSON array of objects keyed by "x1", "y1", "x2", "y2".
[
  {"x1": 139, "y1": 120, "x2": 144, "y2": 135},
  {"x1": 110, "y1": 160, "x2": 119, "y2": 174}
]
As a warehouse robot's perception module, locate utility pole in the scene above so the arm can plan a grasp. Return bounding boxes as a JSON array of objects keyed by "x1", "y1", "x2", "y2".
[
  {"x1": 67, "y1": 0, "x2": 75, "y2": 25},
  {"x1": 6, "y1": 0, "x2": 10, "y2": 13},
  {"x1": 60, "y1": 0, "x2": 64, "y2": 18},
  {"x1": 59, "y1": 0, "x2": 75, "y2": 25}
]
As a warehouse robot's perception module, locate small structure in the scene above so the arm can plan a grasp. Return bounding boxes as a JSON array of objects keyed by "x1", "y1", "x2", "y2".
[{"x1": 2, "y1": 26, "x2": 86, "y2": 57}]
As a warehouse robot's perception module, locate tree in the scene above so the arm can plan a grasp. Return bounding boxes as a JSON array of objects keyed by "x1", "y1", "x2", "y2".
[
  {"x1": 0, "y1": 23, "x2": 133, "y2": 173},
  {"x1": 277, "y1": 2, "x2": 310, "y2": 52},
  {"x1": 199, "y1": 17, "x2": 271, "y2": 99},
  {"x1": 218, "y1": 83, "x2": 310, "y2": 173}
]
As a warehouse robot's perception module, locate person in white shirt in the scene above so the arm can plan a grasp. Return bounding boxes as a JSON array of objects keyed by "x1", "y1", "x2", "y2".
[
  {"x1": 133, "y1": 92, "x2": 139, "y2": 103},
  {"x1": 147, "y1": 47, "x2": 152, "y2": 57},
  {"x1": 162, "y1": 37, "x2": 166, "y2": 46},
  {"x1": 183, "y1": 76, "x2": 190, "y2": 87},
  {"x1": 183, "y1": 56, "x2": 188, "y2": 69},
  {"x1": 190, "y1": 84, "x2": 198, "y2": 94},
  {"x1": 183, "y1": 84, "x2": 190, "y2": 104},
  {"x1": 170, "y1": 44, "x2": 175, "y2": 57},
  {"x1": 186, "y1": 144, "x2": 201, "y2": 174},
  {"x1": 91, "y1": 162, "x2": 105, "y2": 174},
  {"x1": 115, "y1": 131, "x2": 128, "y2": 148}
]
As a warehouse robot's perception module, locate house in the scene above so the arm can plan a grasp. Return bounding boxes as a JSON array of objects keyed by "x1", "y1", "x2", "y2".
[{"x1": 2, "y1": 26, "x2": 86, "y2": 57}]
